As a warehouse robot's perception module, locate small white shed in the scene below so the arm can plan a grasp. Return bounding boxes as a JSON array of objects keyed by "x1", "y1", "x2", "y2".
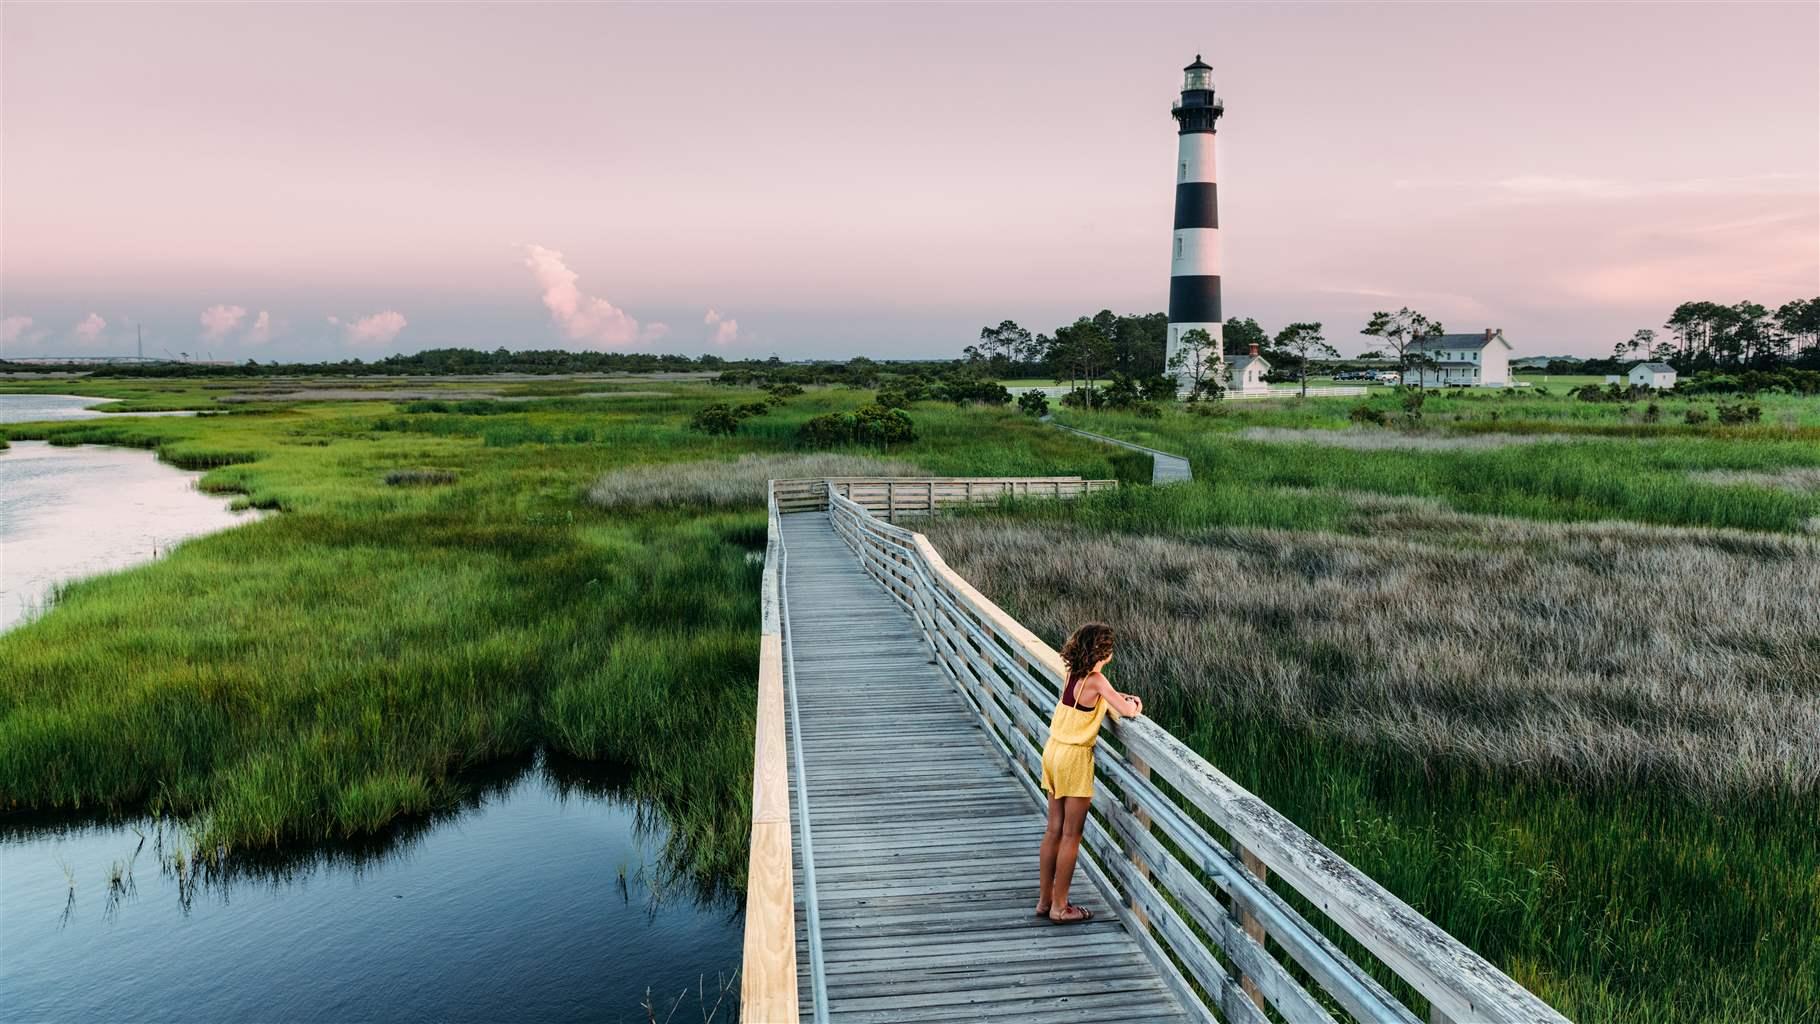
[
  {"x1": 1628, "y1": 362, "x2": 1677, "y2": 390},
  {"x1": 1226, "y1": 344, "x2": 1271, "y2": 395}
]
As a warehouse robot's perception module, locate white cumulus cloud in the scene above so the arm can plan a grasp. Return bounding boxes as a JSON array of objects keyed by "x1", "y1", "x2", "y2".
[
  {"x1": 519, "y1": 243, "x2": 665, "y2": 348},
  {"x1": 73, "y1": 312, "x2": 107, "y2": 344},
  {"x1": 704, "y1": 308, "x2": 740, "y2": 345},
  {"x1": 333, "y1": 310, "x2": 408, "y2": 346},
  {"x1": 199, "y1": 304, "x2": 248, "y2": 341},
  {"x1": 245, "y1": 311, "x2": 275, "y2": 344},
  {"x1": 1, "y1": 315, "x2": 32, "y2": 344}
]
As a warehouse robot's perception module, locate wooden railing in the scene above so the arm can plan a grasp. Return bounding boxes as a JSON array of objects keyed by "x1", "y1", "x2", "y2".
[
  {"x1": 740, "y1": 489, "x2": 798, "y2": 1022},
  {"x1": 823, "y1": 487, "x2": 1570, "y2": 1024},
  {"x1": 772, "y1": 476, "x2": 1116, "y2": 519}
]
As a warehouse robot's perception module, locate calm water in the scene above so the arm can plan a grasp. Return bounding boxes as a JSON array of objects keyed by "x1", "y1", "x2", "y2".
[
  {"x1": 0, "y1": 440, "x2": 257, "y2": 631},
  {"x1": 0, "y1": 758, "x2": 743, "y2": 1023},
  {"x1": 0, "y1": 393, "x2": 743, "y2": 1019},
  {"x1": 0, "y1": 393, "x2": 197, "y2": 424}
]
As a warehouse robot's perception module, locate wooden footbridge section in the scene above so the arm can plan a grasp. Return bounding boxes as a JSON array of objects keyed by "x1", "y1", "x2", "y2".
[{"x1": 742, "y1": 477, "x2": 1568, "y2": 1024}]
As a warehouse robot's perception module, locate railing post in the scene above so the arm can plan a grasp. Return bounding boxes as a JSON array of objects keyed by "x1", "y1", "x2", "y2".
[
  {"x1": 1123, "y1": 754, "x2": 1154, "y2": 932},
  {"x1": 964, "y1": 480, "x2": 973, "y2": 504},
  {"x1": 927, "y1": 479, "x2": 935, "y2": 515},
  {"x1": 1239, "y1": 844, "x2": 1269, "y2": 1011},
  {"x1": 885, "y1": 481, "x2": 895, "y2": 524}
]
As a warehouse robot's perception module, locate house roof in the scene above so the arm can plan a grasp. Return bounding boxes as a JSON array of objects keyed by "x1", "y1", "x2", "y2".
[
  {"x1": 1228, "y1": 354, "x2": 1269, "y2": 370},
  {"x1": 1632, "y1": 362, "x2": 1676, "y2": 373},
  {"x1": 1411, "y1": 332, "x2": 1508, "y2": 352}
]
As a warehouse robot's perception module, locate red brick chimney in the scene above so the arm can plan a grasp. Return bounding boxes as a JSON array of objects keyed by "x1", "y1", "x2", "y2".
[
  {"x1": 1248, "y1": 342, "x2": 1259, "y2": 357},
  {"x1": 1484, "y1": 328, "x2": 1496, "y2": 342}
]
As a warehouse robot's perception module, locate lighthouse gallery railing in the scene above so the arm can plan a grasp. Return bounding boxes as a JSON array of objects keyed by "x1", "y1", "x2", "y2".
[{"x1": 820, "y1": 485, "x2": 1569, "y2": 1024}]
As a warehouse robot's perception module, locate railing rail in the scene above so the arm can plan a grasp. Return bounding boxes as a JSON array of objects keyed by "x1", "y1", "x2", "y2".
[
  {"x1": 774, "y1": 484, "x2": 829, "y2": 1023},
  {"x1": 772, "y1": 476, "x2": 1116, "y2": 518},
  {"x1": 823, "y1": 486, "x2": 1570, "y2": 1024},
  {"x1": 739, "y1": 488, "x2": 800, "y2": 1022}
]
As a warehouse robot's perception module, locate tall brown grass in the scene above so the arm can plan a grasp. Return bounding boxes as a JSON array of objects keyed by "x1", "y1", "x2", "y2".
[
  {"x1": 587, "y1": 452, "x2": 923, "y2": 510},
  {"x1": 923, "y1": 491, "x2": 1820, "y2": 797}
]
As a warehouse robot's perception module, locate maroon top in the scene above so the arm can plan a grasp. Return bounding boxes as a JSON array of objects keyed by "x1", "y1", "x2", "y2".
[{"x1": 1060, "y1": 676, "x2": 1099, "y2": 713}]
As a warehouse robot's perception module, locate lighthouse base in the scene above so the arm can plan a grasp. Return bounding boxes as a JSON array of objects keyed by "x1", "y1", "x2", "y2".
[{"x1": 1166, "y1": 321, "x2": 1224, "y2": 397}]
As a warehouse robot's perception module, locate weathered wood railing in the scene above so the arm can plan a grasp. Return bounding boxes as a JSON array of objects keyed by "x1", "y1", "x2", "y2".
[
  {"x1": 823, "y1": 486, "x2": 1570, "y2": 1024},
  {"x1": 773, "y1": 476, "x2": 1116, "y2": 518},
  {"x1": 740, "y1": 488, "x2": 799, "y2": 1022}
]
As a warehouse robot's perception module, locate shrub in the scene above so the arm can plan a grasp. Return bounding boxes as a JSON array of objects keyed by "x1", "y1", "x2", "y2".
[
  {"x1": 735, "y1": 402, "x2": 771, "y2": 419},
  {"x1": 853, "y1": 404, "x2": 916, "y2": 447},
  {"x1": 764, "y1": 382, "x2": 804, "y2": 400},
  {"x1": 1715, "y1": 402, "x2": 1763, "y2": 425},
  {"x1": 688, "y1": 403, "x2": 744, "y2": 436},
  {"x1": 797, "y1": 412, "x2": 854, "y2": 448},
  {"x1": 1399, "y1": 388, "x2": 1426, "y2": 420},
  {"x1": 1684, "y1": 407, "x2": 1710, "y2": 426},
  {"x1": 1643, "y1": 402, "x2": 1661, "y2": 423},
  {"x1": 875, "y1": 388, "x2": 911, "y2": 410},
  {"x1": 1134, "y1": 402, "x2": 1163, "y2": 420},
  {"x1": 1140, "y1": 375, "x2": 1180, "y2": 402},
  {"x1": 1349, "y1": 403, "x2": 1389, "y2": 427},
  {"x1": 1016, "y1": 390, "x2": 1050, "y2": 417}
]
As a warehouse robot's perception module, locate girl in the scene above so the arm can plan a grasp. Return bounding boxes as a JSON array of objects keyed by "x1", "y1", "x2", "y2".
[{"x1": 1036, "y1": 622, "x2": 1143, "y2": 924}]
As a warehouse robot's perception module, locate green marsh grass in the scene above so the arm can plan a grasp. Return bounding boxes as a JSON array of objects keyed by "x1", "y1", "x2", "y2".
[{"x1": 0, "y1": 382, "x2": 1125, "y2": 884}]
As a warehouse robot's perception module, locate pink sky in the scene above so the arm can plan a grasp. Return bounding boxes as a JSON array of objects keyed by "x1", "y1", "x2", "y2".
[{"x1": 3, "y1": 2, "x2": 1815, "y2": 360}]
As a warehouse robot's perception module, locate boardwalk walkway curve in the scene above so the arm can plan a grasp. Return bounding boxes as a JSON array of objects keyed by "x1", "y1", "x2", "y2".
[
  {"x1": 1044, "y1": 419, "x2": 1193, "y2": 485},
  {"x1": 744, "y1": 477, "x2": 1569, "y2": 1024}
]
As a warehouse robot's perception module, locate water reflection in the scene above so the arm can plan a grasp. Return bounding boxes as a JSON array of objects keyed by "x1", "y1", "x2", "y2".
[
  {"x1": 0, "y1": 754, "x2": 743, "y2": 1024},
  {"x1": 0, "y1": 440, "x2": 258, "y2": 631}
]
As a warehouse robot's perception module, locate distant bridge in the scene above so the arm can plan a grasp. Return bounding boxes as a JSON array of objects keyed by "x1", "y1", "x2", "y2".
[{"x1": 742, "y1": 477, "x2": 1568, "y2": 1024}]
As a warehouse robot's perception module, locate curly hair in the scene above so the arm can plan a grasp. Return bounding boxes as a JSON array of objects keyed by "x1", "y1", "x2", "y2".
[{"x1": 1059, "y1": 622, "x2": 1116, "y2": 683}]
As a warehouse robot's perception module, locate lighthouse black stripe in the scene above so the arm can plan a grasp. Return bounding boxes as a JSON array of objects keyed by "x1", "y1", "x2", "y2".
[
  {"x1": 1172, "y1": 183, "x2": 1219, "y2": 229},
  {"x1": 1168, "y1": 275, "x2": 1222, "y2": 323}
]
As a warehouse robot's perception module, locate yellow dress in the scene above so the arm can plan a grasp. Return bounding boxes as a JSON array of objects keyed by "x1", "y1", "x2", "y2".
[{"x1": 1041, "y1": 675, "x2": 1118, "y2": 799}]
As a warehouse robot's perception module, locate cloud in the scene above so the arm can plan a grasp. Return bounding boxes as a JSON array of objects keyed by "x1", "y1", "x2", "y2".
[
  {"x1": 245, "y1": 311, "x2": 275, "y2": 344},
  {"x1": 1, "y1": 315, "x2": 32, "y2": 344},
  {"x1": 704, "y1": 308, "x2": 740, "y2": 345},
  {"x1": 199, "y1": 304, "x2": 248, "y2": 341},
  {"x1": 1393, "y1": 172, "x2": 1811, "y2": 203},
  {"x1": 519, "y1": 243, "x2": 657, "y2": 348},
  {"x1": 334, "y1": 310, "x2": 408, "y2": 346},
  {"x1": 73, "y1": 312, "x2": 107, "y2": 344}
]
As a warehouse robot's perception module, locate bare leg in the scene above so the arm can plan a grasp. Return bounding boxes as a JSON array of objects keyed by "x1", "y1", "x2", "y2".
[
  {"x1": 1037, "y1": 795, "x2": 1064, "y2": 914},
  {"x1": 1048, "y1": 796, "x2": 1092, "y2": 920}
]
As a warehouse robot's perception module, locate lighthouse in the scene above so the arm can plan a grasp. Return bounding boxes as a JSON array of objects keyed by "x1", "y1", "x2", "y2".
[{"x1": 1166, "y1": 55, "x2": 1225, "y2": 393}]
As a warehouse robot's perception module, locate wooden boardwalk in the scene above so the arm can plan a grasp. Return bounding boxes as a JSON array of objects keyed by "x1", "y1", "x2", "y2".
[
  {"x1": 780, "y1": 512, "x2": 1190, "y2": 1024},
  {"x1": 1045, "y1": 420, "x2": 1192, "y2": 485}
]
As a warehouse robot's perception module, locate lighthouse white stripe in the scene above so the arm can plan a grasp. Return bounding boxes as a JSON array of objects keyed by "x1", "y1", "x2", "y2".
[
  {"x1": 1171, "y1": 228, "x2": 1221, "y2": 277},
  {"x1": 1177, "y1": 133, "x2": 1217, "y2": 183}
]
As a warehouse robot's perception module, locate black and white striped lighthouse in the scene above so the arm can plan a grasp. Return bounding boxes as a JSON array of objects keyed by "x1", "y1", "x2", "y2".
[{"x1": 1167, "y1": 55, "x2": 1225, "y2": 390}]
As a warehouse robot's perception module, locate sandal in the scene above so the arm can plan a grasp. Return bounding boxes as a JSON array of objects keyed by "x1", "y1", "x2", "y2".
[{"x1": 1048, "y1": 903, "x2": 1094, "y2": 925}]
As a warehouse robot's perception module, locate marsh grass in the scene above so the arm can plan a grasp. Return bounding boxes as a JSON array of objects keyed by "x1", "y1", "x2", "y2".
[
  {"x1": 384, "y1": 468, "x2": 459, "y2": 486},
  {"x1": 923, "y1": 492, "x2": 1820, "y2": 1021},
  {"x1": 1690, "y1": 466, "x2": 1820, "y2": 494},
  {"x1": 1239, "y1": 426, "x2": 1596, "y2": 451},
  {"x1": 589, "y1": 452, "x2": 925, "y2": 511}
]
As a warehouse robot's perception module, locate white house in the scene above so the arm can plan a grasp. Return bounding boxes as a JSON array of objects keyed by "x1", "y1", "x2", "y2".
[
  {"x1": 1400, "y1": 329, "x2": 1513, "y2": 387},
  {"x1": 1226, "y1": 343, "x2": 1270, "y2": 395},
  {"x1": 1628, "y1": 362, "x2": 1677, "y2": 390}
]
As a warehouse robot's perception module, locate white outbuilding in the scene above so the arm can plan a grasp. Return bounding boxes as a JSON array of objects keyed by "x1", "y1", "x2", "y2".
[
  {"x1": 1628, "y1": 362, "x2": 1677, "y2": 390},
  {"x1": 1226, "y1": 343, "x2": 1271, "y2": 395}
]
